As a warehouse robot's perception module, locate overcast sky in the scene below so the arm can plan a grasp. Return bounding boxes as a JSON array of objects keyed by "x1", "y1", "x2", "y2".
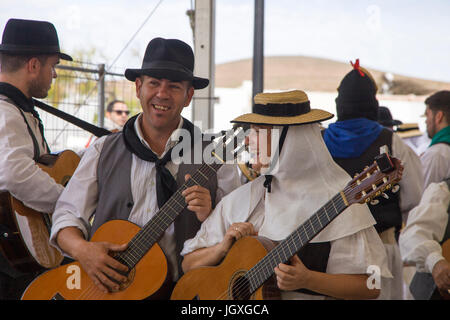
[{"x1": 1, "y1": 0, "x2": 450, "y2": 82}]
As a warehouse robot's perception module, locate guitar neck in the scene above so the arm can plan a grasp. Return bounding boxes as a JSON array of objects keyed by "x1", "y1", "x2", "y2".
[
  {"x1": 246, "y1": 191, "x2": 349, "y2": 294},
  {"x1": 116, "y1": 162, "x2": 223, "y2": 269}
]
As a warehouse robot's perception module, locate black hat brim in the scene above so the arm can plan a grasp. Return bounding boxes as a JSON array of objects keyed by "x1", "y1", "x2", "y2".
[
  {"x1": 125, "y1": 68, "x2": 209, "y2": 89},
  {"x1": 0, "y1": 45, "x2": 73, "y2": 61}
]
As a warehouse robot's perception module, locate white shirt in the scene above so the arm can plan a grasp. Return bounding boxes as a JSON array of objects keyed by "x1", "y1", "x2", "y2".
[
  {"x1": 399, "y1": 182, "x2": 450, "y2": 274},
  {"x1": 391, "y1": 132, "x2": 424, "y2": 217},
  {"x1": 420, "y1": 143, "x2": 450, "y2": 189},
  {"x1": 0, "y1": 95, "x2": 63, "y2": 213},
  {"x1": 50, "y1": 114, "x2": 242, "y2": 280}
]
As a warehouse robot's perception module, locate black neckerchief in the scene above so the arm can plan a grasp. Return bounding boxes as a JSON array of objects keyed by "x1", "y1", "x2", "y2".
[
  {"x1": 122, "y1": 114, "x2": 198, "y2": 209},
  {"x1": 0, "y1": 82, "x2": 50, "y2": 153}
]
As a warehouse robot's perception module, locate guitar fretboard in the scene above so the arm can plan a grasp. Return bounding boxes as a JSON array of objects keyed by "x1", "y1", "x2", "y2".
[
  {"x1": 245, "y1": 192, "x2": 349, "y2": 294},
  {"x1": 115, "y1": 162, "x2": 223, "y2": 269}
]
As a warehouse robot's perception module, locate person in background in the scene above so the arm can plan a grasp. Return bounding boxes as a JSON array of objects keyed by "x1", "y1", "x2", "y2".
[
  {"x1": 85, "y1": 100, "x2": 130, "y2": 148},
  {"x1": 104, "y1": 99, "x2": 129, "y2": 130},
  {"x1": 399, "y1": 179, "x2": 450, "y2": 299},
  {"x1": 378, "y1": 106, "x2": 402, "y2": 130},
  {"x1": 420, "y1": 90, "x2": 450, "y2": 189},
  {"x1": 322, "y1": 59, "x2": 424, "y2": 299}
]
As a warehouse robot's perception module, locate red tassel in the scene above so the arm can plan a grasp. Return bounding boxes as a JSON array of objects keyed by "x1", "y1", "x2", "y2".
[{"x1": 350, "y1": 59, "x2": 365, "y2": 77}]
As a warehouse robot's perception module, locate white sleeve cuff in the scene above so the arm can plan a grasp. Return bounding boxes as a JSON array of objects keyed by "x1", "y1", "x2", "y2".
[{"x1": 425, "y1": 251, "x2": 445, "y2": 274}]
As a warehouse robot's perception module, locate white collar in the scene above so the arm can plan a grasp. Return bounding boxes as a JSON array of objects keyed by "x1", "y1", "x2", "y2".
[{"x1": 133, "y1": 113, "x2": 184, "y2": 158}]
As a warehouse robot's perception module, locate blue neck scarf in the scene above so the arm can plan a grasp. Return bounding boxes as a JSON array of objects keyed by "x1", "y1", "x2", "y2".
[{"x1": 323, "y1": 118, "x2": 384, "y2": 158}]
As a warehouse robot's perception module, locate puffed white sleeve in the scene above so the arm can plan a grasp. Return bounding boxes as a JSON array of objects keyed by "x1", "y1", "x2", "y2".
[
  {"x1": 49, "y1": 136, "x2": 107, "y2": 254},
  {"x1": 0, "y1": 103, "x2": 64, "y2": 213},
  {"x1": 326, "y1": 226, "x2": 393, "y2": 279},
  {"x1": 399, "y1": 182, "x2": 450, "y2": 273},
  {"x1": 420, "y1": 144, "x2": 450, "y2": 189},
  {"x1": 215, "y1": 164, "x2": 242, "y2": 203}
]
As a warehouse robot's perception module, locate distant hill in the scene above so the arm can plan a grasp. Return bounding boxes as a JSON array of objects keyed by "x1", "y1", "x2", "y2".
[{"x1": 215, "y1": 56, "x2": 450, "y2": 94}]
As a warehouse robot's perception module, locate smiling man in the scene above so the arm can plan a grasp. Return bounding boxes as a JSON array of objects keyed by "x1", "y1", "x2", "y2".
[{"x1": 49, "y1": 38, "x2": 241, "y2": 295}]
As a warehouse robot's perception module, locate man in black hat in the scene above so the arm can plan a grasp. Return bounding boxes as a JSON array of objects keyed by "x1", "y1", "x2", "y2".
[
  {"x1": 0, "y1": 18, "x2": 73, "y2": 299},
  {"x1": 322, "y1": 59, "x2": 424, "y2": 299},
  {"x1": 49, "y1": 38, "x2": 241, "y2": 295}
]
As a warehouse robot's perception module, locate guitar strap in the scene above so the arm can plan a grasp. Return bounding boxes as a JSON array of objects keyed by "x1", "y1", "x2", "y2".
[{"x1": 0, "y1": 96, "x2": 41, "y2": 161}]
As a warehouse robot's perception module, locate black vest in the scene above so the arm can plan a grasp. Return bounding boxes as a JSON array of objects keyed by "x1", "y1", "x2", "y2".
[
  {"x1": 91, "y1": 132, "x2": 218, "y2": 277},
  {"x1": 324, "y1": 128, "x2": 402, "y2": 234}
]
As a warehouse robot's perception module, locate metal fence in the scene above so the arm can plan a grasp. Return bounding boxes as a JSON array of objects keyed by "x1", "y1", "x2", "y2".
[{"x1": 38, "y1": 60, "x2": 141, "y2": 153}]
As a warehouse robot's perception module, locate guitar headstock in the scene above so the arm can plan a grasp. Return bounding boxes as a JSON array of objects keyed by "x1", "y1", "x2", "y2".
[
  {"x1": 210, "y1": 127, "x2": 246, "y2": 164},
  {"x1": 344, "y1": 153, "x2": 404, "y2": 205}
]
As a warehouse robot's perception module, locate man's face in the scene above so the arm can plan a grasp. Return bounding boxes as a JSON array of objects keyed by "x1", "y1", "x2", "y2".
[
  {"x1": 135, "y1": 75, "x2": 194, "y2": 133},
  {"x1": 28, "y1": 54, "x2": 59, "y2": 99},
  {"x1": 106, "y1": 102, "x2": 129, "y2": 127},
  {"x1": 425, "y1": 105, "x2": 437, "y2": 139},
  {"x1": 247, "y1": 124, "x2": 273, "y2": 172}
]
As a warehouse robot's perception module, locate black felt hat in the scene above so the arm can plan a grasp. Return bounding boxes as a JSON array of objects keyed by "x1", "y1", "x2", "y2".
[
  {"x1": 378, "y1": 106, "x2": 402, "y2": 127},
  {"x1": 0, "y1": 18, "x2": 72, "y2": 61},
  {"x1": 125, "y1": 37, "x2": 209, "y2": 89},
  {"x1": 336, "y1": 59, "x2": 379, "y2": 121}
]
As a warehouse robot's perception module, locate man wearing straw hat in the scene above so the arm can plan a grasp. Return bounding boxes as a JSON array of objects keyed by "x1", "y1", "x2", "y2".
[
  {"x1": 322, "y1": 60, "x2": 424, "y2": 299},
  {"x1": 50, "y1": 37, "x2": 241, "y2": 294},
  {"x1": 181, "y1": 90, "x2": 391, "y2": 299},
  {"x1": 0, "y1": 18, "x2": 73, "y2": 299}
]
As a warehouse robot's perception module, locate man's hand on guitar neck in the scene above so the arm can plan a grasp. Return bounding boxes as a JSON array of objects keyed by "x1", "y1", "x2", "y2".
[
  {"x1": 56, "y1": 227, "x2": 129, "y2": 293},
  {"x1": 182, "y1": 174, "x2": 213, "y2": 222}
]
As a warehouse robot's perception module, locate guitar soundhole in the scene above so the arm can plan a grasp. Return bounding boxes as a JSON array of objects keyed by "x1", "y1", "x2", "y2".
[{"x1": 230, "y1": 274, "x2": 251, "y2": 300}]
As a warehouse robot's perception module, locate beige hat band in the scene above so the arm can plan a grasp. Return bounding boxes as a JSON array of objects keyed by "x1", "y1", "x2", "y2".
[{"x1": 253, "y1": 101, "x2": 310, "y2": 117}]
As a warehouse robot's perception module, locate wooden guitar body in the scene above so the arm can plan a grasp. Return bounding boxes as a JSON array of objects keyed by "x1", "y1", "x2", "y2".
[
  {"x1": 0, "y1": 150, "x2": 80, "y2": 272},
  {"x1": 171, "y1": 236, "x2": 280, "y2": 300},
  {"x1": 22, "y1": 219, "x2": 171, "y2": 300}
]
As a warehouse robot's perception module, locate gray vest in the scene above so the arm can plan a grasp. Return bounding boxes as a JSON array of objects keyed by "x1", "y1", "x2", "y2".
[
  {"x1": 409, "y1": 178, "x2": 450, "y2": 300},
  {"x1": 90, "y1": 132, "x2": 218, "y2": 274}
]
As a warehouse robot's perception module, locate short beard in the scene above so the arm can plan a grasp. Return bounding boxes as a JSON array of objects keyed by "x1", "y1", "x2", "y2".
[
  {"x1": 28, "y1": 77, "x2": 49, "y2": 99},
  {"x1": 427, "y1": 122, "x2": 436, "y2": 139}
]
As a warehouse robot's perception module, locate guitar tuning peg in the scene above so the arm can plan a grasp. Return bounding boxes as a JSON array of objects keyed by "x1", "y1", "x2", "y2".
[{"x1": 381, "y1": 193, "x2": 389, "y2": 199}]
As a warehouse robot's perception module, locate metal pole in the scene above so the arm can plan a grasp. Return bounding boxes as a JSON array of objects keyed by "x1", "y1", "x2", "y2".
[
  {"x1": 98, "y1": 63, "x2": 105, "y2": 128},
  {"x1": 192, "y1": 0, "x2": 215, "y2": 131},
  {"x1": 252, "y1": 0, "x2": 264, "y2": 107}
]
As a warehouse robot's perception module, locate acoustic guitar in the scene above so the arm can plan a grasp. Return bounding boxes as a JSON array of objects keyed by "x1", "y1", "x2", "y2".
[
  {"x1": 171, "y1": 153, "x2": 403, "y2": 300},
  {"x1": 0, "y1": 150, "x2": 80, "y2": 272},
  {"x1": 21, "y1": 130, "x2": 245, "y2": 300}
]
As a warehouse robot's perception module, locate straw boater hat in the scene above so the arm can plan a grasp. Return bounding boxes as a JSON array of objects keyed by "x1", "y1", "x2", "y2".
[
  {"x1": 395, "y1": 123, "x2": 423, "y2": 138},
  {"x1": 231, "y1": 90, "x2": 333, "y2": 126}
]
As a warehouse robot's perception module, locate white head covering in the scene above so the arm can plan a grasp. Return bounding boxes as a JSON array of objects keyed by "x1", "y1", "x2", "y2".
[{"x1": 242, "y1": 123, "x2": 376, "y2": 242}]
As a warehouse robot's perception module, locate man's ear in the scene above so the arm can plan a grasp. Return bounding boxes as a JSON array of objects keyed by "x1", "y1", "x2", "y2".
[
  {"x1": 435, "y1": 110, "x2": 444, "y2": 124},
  {"x1": 26, "y1": 57, "x2": 41, "y2": 76},
  {"x1": 184, "y1": 86, "x2": 195, "y2": 107},
  {"x1": 135, "y1": 77, "x2": 142, "y2": 98}
]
